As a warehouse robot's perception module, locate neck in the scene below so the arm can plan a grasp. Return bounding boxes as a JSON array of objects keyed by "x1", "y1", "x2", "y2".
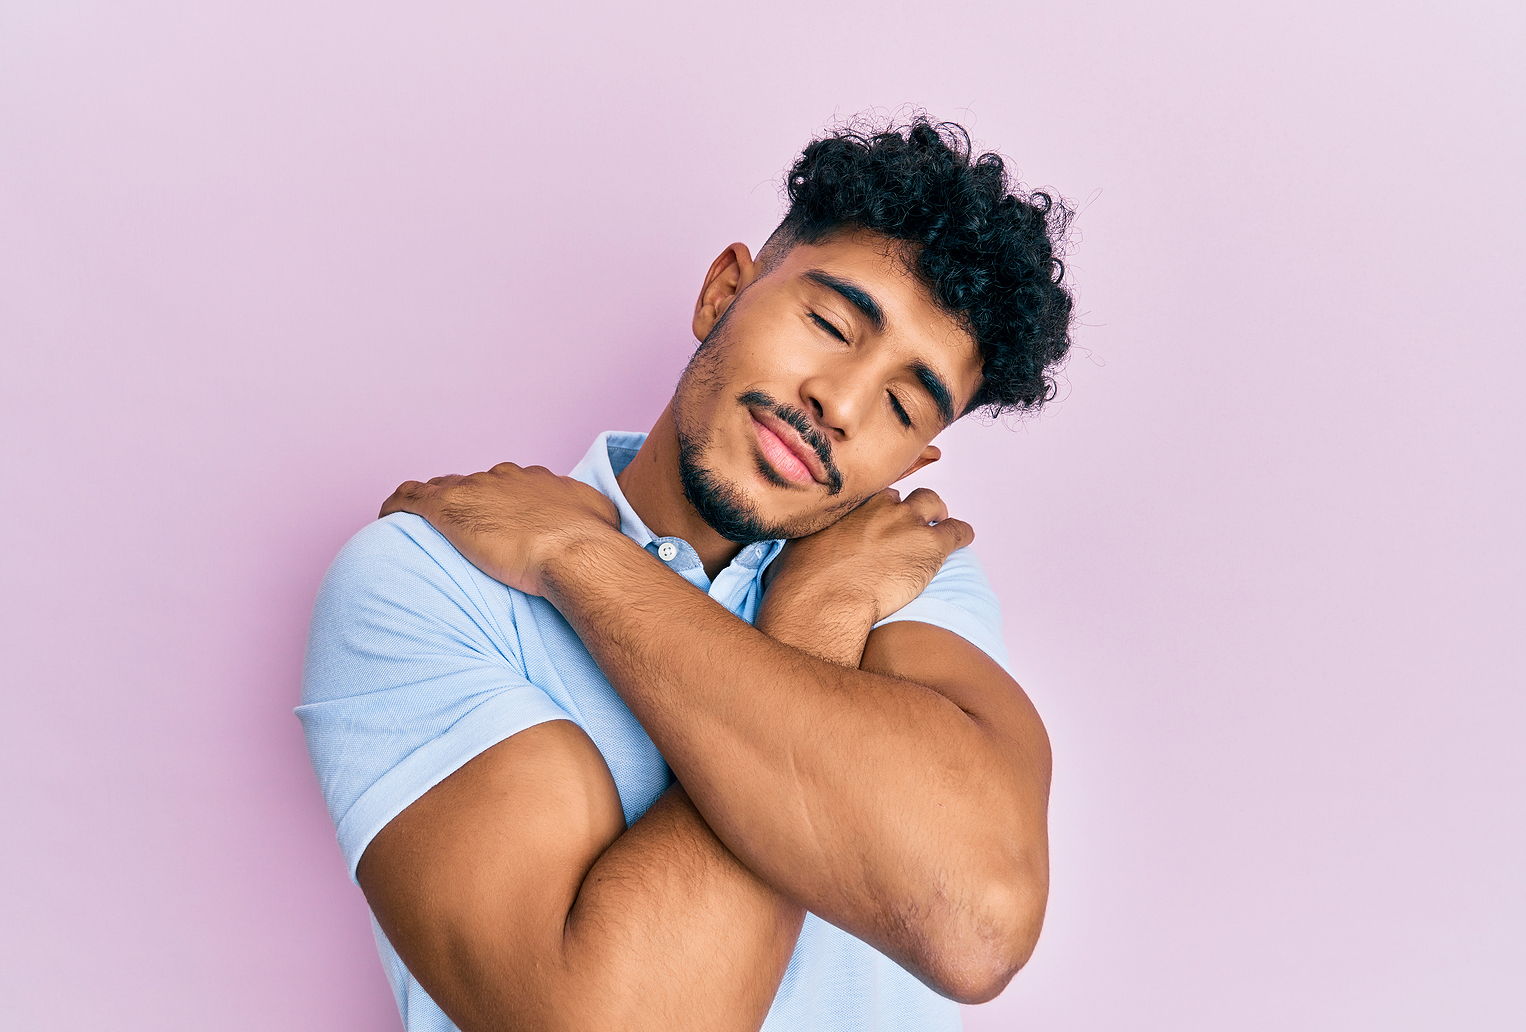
[{"x1": 616, "y1": 401, "x2": 746, "y2": 582}]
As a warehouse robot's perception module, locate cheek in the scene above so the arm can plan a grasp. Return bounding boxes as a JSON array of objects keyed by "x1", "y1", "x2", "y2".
[
  {"x1": 736, "y1": 339, "x2": 814, "y2": 382},
  {"x1": 861, "y1": 451, "x2": 923, "y2": 494},
  {"x1": 726, "y1": 312, "x2": 816, "y2": 368}
]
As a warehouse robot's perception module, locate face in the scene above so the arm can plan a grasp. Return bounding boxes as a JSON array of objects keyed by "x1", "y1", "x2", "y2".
[{"x1": 670, "y1": 226, "x2": 983, "y2": 543}]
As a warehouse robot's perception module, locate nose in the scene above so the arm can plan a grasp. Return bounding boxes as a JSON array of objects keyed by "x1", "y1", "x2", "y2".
[{"x1": 800, "y1": 361, "x2": 879, "y2": 443}]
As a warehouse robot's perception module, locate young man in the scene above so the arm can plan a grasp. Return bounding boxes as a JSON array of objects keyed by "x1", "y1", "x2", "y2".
[{"x1": 296, "y1": 112, "x2": 1076, "y2": 1032}]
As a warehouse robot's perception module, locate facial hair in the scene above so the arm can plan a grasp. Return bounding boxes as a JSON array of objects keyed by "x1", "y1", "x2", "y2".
[{"x1": 670, "y1": 301, "x2": 869, "y2": 544}]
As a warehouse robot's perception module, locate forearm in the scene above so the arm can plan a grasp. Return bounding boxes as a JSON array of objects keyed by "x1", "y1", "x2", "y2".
[
  {"x1": 555, "y1": 780, "x2": 802, "y2": 1031},
  {"x1": 542, "y1": 532, "x2": 1022, "y2": 988},
  {"x1": 550, "y1": 597, "x2": 870, "y2": 1030}
]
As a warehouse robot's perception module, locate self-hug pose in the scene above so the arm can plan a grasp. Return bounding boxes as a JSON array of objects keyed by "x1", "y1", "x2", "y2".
[{"x1": 297, "y1": 110, "x2": 1076, "y2": 1032}]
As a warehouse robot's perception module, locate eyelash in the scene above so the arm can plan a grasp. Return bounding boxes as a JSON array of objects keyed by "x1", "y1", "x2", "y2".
[{"x1": 808, "y1": 312, "x2": 915, "y2": 429}]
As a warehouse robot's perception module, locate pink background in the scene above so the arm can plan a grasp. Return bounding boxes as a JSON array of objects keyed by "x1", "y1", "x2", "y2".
[{"x1": 3, "y1": 2, "x2": 1521, "y2": 1028}]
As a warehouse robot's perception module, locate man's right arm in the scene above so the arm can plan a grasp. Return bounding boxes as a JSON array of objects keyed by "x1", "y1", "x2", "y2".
[{"x1": 352, "y1": 587, "x2": 870, "y2": 1032}]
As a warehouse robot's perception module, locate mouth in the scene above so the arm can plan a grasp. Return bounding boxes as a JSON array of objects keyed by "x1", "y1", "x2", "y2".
[{"x1": 749, "y1": 409, "x2": 825, "y2": 486}]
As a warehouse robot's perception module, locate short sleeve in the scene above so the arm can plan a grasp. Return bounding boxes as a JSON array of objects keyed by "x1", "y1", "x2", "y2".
[
  {"x1": 869, "y1": 544, "x2": 1013, "y2": 671},
  {"x1": 294, "y1": 512, "x2": 575, "y2": 886}
]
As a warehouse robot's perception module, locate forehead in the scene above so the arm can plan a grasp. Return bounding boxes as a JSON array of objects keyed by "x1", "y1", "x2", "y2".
[{"x1": 773, "y1": 226, "x2": 982, "y2": 384}]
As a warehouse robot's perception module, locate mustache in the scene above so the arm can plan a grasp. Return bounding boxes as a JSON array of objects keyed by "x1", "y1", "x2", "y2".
[{"x1": 736, "y1": 388, "x2": 837, "y2": 489}]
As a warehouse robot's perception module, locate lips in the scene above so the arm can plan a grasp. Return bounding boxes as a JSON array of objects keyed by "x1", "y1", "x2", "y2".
[{"x1": 751, "y1": 409, "x2": 826, "y2": 485}]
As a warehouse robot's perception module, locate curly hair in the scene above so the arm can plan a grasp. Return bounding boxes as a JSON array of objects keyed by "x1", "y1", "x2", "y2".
[{"x1": 756, "y1": 110, "x2": 1078, "y2": 421}]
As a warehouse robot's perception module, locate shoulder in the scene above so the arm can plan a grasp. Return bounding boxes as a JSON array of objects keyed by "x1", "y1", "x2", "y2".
[
  {"x1": 315, "y1": 512, "x2": 502, "y2": 612},
  {"x1": 322, "y1": 511, "x2": 471, "y2": 583},
  {"x1": 306, "y1": 513, "x2": 521, "y2": 682},
  {"x1": 886, "y1": 542, "x2": 1003, "y2": 620},
  {"x1": 297, "y1": 515, "x2": 575, "y2": 886},
  {"x1": 918, "y1": 542, "x2": 1000, "y2": 603},
  {"x1": 869, "y1": 543, "x2": 1009, "y2": 668}
]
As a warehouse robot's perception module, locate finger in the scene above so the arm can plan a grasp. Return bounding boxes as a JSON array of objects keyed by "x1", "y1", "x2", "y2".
[
  {"x1": 932, "y1": 516, "x2": 975, "y2": 552},
  {"x1": 425, "y1": 474, "x2": 467, "y2": 486},
  {"x1": 490, "y1": 461, "x2": 522, "y2": 474},
  {"x1": 378, "y1": 479, "x2": 429, "y2": 520},
  {"x1": 901, "y1": 486, "x2": 948, "y2": 524}
]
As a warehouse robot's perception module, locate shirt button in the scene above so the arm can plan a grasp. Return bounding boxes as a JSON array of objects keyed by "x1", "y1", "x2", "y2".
[{"x1": 657, "y1": 541, "x2": 678, "y2": 562}]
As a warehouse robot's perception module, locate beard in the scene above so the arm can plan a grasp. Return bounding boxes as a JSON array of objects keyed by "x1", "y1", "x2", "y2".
[
  {"x1": 675, "y1": 431, "x2": 780, "y2": 544},
  {"x1": 670, "y1": 302, "x2": 866, "y2": 544},
  {"x1": 671, "y1": 307, "x2": 787, "y2": 544}
]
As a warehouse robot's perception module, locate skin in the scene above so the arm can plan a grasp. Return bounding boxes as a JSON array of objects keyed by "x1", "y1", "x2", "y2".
[
  {"x1": 356, "y1": 598, "x2": 859, "y2": 1032},
  {"x1": 617, "y1": 224, "x2": 983, "y2": 582},
  {"x1": 361, "y1": 226, "x2": 1055, "y2": 1028}
]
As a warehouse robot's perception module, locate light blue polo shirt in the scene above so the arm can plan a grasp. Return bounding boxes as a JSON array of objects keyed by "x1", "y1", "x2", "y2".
[{"x1": 296, "y1": 428, "x2": 1014, "y2": 1032}]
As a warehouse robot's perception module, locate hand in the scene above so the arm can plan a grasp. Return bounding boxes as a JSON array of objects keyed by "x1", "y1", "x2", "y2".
[
  {"x1": 760, "y1": 486, "x2": 974, "y2": 623},
  {"x1": 378, "y1": 462, "x2": 621, "y2": 597}
]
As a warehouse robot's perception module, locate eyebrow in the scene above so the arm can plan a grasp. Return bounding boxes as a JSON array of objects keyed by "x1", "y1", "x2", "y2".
[{"x1": 802, "y1": 267, "x2": 958, "y2": 427}]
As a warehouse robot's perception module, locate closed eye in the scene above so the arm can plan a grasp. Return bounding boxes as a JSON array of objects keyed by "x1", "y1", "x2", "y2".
[
  {"x1": 809, "y1": 312, "x2": 915, "y2": 430},
  {"x1": 808, "y1": 312, "x2": 847, "y2": 341}
]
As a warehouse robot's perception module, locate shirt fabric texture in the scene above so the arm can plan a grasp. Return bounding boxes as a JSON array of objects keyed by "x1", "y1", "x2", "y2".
[{"x1": 296, "y1": 428, "x2": 1015, "y2": 1032}]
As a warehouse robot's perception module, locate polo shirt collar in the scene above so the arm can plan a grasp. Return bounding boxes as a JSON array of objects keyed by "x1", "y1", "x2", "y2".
[{"x1": 567, "y1": 429, "x2": 788, "y2": 574}]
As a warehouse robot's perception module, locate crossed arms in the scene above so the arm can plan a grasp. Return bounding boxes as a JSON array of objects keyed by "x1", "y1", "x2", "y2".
[{"x1": 353, "y1": 528, "x2": 1052, "y2": 1031}]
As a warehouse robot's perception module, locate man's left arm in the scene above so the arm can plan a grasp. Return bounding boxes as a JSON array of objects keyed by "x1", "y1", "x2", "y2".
[{"x1": 540, "y1": 529, "x2": 1052, "y2": 1003}]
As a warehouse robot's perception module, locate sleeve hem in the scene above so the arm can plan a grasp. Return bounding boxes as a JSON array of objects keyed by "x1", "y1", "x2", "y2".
[
  {"x1": 336, "y1": 692, "x2": 577, "y2": 886},
  {"x1": 871, "y1": 597, "x2": 1011, "y2": 670}
]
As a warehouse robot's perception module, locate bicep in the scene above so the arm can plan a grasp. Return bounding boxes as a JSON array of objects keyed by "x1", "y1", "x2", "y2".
[
  {"x1": 859, "y1": 618, "x2": 1051, "y2": 784},
  {"x1": 357, "y1": 717, "x2": 628, "y2": 1032},
  {"x1": 862, "y1": 543, "x2": 1051, "y2": 792}
]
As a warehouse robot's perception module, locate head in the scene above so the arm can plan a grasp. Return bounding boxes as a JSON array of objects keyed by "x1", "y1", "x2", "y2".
[{"x1": 670, "y1": 110, "x2": 1077, "y2": 544}]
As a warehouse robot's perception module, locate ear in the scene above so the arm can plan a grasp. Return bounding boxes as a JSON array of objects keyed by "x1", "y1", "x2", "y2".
[
  {"x1": 693, "y1": 242, "x2": 756, "y2": 342},
  {"x1": 890, "y1": 444, "x2": 941, "y2": 485}
]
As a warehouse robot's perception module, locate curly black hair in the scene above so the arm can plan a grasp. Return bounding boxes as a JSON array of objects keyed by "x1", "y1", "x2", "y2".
[{"x1": 756, "y1": 110, "x2": 1078, "y2": 422}]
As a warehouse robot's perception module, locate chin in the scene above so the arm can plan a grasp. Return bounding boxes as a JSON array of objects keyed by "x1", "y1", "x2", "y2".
[{"x1": 676, "y1": 436, "x2": 780, "y2": 544}]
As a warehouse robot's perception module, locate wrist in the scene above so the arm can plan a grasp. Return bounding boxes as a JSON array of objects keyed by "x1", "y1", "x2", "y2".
[
  {"x1": 541, "y1": 522, "x2": 641, "y2": 599},
  {"x1": 762, "y1": 578, "x2": 878, "y2": 623},
  {"x1": 756, "y1": 584, "x2": 878, "y2": 667}
]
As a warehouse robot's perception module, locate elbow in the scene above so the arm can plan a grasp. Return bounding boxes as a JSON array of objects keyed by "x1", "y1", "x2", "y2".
[{"x1": 921, "y1": 871, "x2": 1047, "y2": 1006}]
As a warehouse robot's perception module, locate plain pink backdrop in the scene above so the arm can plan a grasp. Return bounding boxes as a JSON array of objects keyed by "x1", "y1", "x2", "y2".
[{"x1": 3, "y1": 2, "x2": 1521, "y2": 1028}]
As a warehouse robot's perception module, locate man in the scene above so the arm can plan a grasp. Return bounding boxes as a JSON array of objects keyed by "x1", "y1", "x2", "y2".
[{"x1": 296, "y1": 111, "x2": 1076, "y2": 1031}]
